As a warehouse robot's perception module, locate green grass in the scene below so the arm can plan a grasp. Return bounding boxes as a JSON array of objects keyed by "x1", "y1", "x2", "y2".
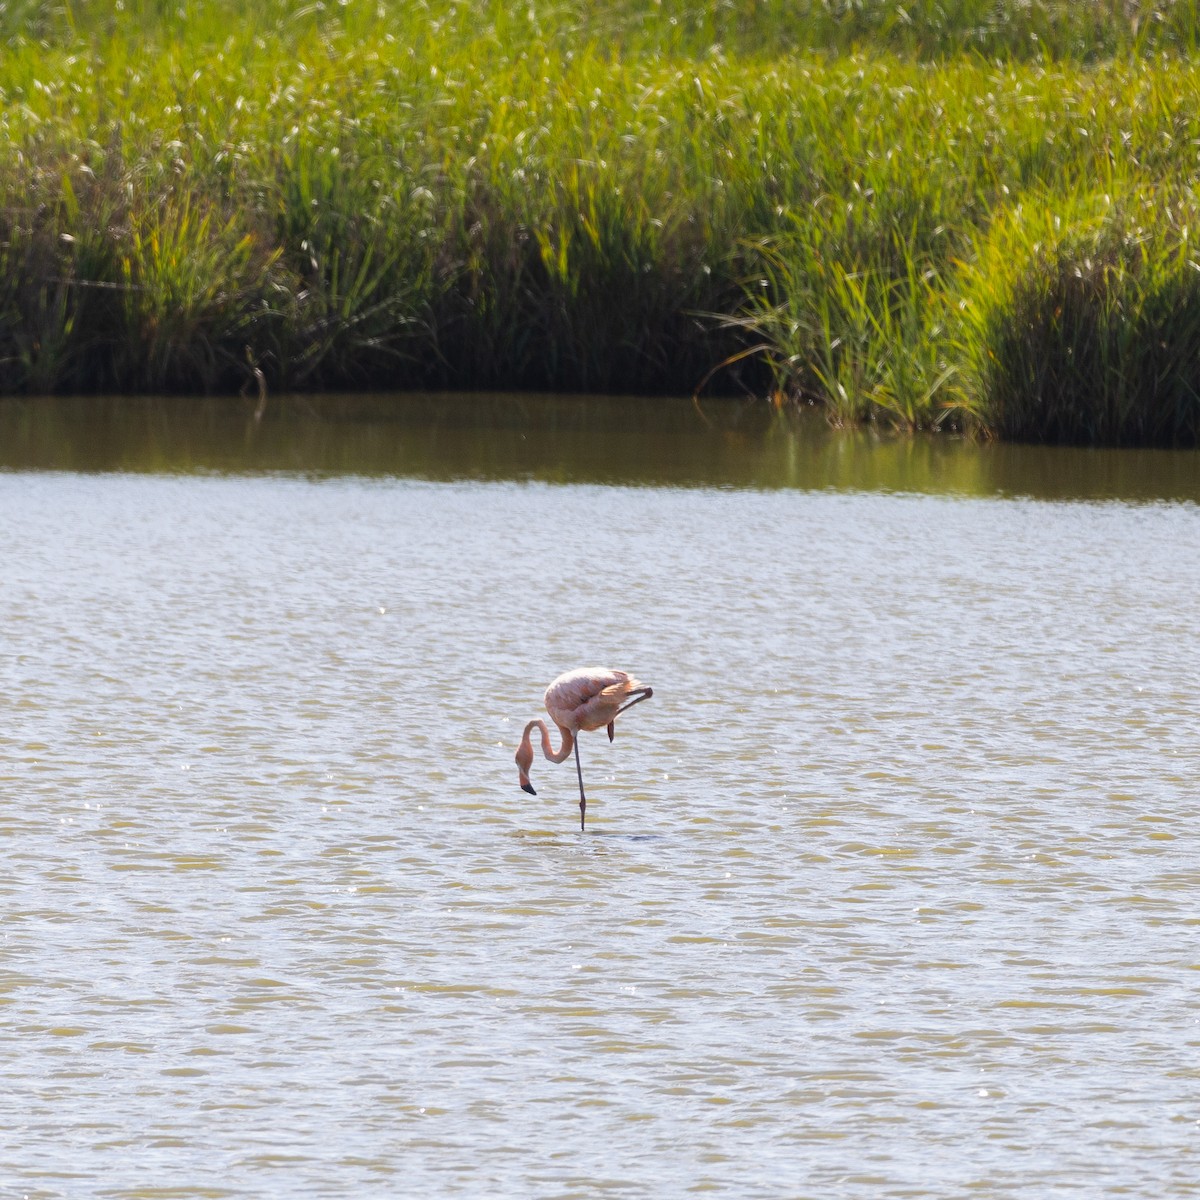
[
  {"x1": 0, "y1": 2, "x2": 1199, "y2": 442},
  {"x1": 960, "y1": 187, "x2": 1200, "y2": 444}
]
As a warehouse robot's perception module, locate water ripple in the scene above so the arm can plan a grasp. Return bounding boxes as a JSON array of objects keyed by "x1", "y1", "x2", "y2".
[{"x1": 1, "y1": 474, "x2": 1198, "y2": 1197}]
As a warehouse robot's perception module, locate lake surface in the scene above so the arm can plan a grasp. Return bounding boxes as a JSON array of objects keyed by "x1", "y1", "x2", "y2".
[{"x1": 2, "y1": 394, "x2": 1200, "y2": 1198}]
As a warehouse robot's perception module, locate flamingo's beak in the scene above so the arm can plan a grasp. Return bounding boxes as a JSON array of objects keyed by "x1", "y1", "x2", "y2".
[
  {"x1": 607, "y1": 722, "x2": 615, "y2": 742},
  {"x1": 515, "y1": 740, "x2": 536, "y2": 795}
]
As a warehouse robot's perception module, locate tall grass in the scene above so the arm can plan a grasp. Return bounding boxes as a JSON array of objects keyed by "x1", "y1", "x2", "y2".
[
  {"x1": 959, "y1": 188, "x2": 1200, "y2": 444},
  {"x1": 0, "y1": 2, "x2": 1199, "y2": 440},
  {"x1": 722, "y1": 55, "x2": 1200, "y2": 441}
]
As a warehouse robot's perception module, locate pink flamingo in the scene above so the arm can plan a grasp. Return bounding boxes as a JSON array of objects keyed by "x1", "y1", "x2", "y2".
[{"x1": 515, "y1": 667, "x2": 653, "y2": 830}]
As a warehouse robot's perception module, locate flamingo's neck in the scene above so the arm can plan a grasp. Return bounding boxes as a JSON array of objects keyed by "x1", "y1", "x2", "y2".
[{"x1": 527, "y1": 718, "x2": 574, "y2": 764}]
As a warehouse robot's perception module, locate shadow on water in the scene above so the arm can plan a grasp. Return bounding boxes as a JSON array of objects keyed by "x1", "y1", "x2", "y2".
[
  {"x1": 2, "y1": 391, "x2": 1199, "y2": 501},
  {"x1": 586, "y1": 831, "x2": 667, "y2": 842},
  {"x1": 513, "y1": 827, "x2": 667, "y2": 844}
]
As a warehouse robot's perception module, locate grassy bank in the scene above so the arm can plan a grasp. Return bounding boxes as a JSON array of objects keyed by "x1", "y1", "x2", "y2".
[{"x1": 1, "y1": 2, "x2": 1200, "y2": 442}]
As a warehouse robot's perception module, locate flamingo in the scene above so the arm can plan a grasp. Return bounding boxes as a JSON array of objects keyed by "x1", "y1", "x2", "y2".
[{"x1": 514, "y1": 667, "x2": 653, "y2": 830}]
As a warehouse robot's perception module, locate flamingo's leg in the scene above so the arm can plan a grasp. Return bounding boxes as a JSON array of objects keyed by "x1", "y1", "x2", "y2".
[
  {"x1": 612, "y1": 686, "x2": 653, "y2": 721},
  {"x1": 574, "y1": 737, "x2": 587, "y2": 831}
]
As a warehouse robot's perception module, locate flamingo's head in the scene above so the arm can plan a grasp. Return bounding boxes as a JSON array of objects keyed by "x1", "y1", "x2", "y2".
[{"x1": 515, "y1": 739, "x2": 536, "y2": 795}]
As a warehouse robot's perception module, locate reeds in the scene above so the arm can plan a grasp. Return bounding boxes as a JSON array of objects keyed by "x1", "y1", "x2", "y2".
[
  {"x1": 724, "y1": 55, "x2": 1200, "y2": 442},
  {"x1": 959, "y1": 188, "x2": 1200, "y2": 444},
  {"x1": 0, "y1": 2, "x2": 1198, "y2": 441}
]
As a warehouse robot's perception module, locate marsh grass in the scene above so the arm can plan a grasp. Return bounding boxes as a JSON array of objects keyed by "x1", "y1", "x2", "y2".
[
  {"x1": 731, "y1": 208, "x2": 967, "y2": 430},
  {"x1": 959, "y1": 190, "x2": 1200, "y2": 444},
  {"x1": 727, "y1": 55, "x2": 1200, "y2": 441},
  {"x1": 1, "y1": 2, "x2": 1200, "y2": 440},
  {"x1": 114, "y1": 195, "x2": 282, "y2": 391}
]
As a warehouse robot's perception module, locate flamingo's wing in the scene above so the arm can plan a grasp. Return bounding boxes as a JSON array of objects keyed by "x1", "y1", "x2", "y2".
[{"x1": 544, "y1": 667, "x2": 629, "y2": 729}]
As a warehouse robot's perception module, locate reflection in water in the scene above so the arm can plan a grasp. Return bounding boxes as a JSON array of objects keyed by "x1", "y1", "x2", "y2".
[{"x1": 2, "y1": 391, "x2": 1199, "y2": 500}]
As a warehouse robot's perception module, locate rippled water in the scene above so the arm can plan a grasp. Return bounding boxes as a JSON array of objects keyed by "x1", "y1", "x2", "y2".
[{"x1": 3, "y1": 396, "x2": 1200, "y2": 1198}]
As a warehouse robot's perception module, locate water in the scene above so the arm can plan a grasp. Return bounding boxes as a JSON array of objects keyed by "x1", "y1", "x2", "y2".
[{"x1": 2, "y1": 395, "x2": 1200, "y2": 1198}]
